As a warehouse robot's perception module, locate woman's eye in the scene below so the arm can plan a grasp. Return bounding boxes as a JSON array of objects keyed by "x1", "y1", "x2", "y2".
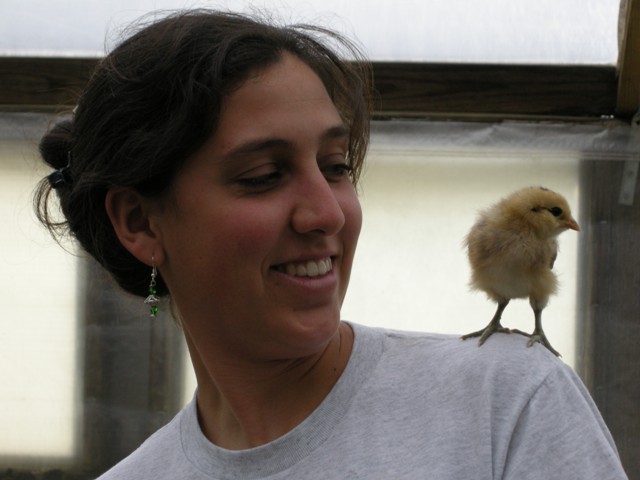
[
  {"x1": 323, "y1": 162, "x2": 352, "y2": 180},
  {"x1": 236, "y1": 170, "x2": 282, "y2": 189}
]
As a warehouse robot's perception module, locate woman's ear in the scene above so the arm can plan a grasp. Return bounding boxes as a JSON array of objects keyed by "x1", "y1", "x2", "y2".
[{"x1": 105, "y1": 187, "x2": 164, "y2": 265}]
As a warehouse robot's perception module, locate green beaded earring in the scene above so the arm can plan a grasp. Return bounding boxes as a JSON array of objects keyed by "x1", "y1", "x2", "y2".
[{"x1": 144, "y1": 263, "x2": 160, "y2": 317}]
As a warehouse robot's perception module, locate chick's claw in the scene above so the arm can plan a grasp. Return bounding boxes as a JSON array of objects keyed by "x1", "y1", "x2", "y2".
[
  {"x1": 527, "y1": 331, "x2": 561, "y2": 357},
  {"x1": 526, "y1": 309, "x2": 561, "y2": 356},
  {"x1": 461, "y1": 321, "x2": 511, "y2": 346},
  {"x1": 508, "y1": 328, "x2": 532, "y2": 338},
  {"x1": 461, "y1": 302, "x2": 511, "y2": 346}
]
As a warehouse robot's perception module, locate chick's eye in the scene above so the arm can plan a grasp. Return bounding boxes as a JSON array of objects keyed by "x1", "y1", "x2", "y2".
[{"x1": 548, "y1": 206, "x2": 563, "y2": 217}]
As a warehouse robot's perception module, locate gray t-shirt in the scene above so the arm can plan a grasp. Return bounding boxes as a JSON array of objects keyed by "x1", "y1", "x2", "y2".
[{"x1": 97, "y1": 322, "x2": 628, "y2": 479}]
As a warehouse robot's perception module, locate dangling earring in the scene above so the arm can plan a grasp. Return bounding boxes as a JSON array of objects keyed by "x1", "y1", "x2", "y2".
[{"x1": 144, "y1": 262, "x2": 160, "y2": 317}]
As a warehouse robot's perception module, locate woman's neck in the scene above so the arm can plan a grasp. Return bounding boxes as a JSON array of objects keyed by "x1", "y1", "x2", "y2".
[{"x1": 185, "y1": 322, "x2": 354, "y2": 450}]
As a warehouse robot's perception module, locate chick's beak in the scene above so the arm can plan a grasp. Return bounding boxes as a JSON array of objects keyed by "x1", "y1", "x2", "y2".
[{"x1": 563, "y1": 217, "x2": 580, "y2": 231}]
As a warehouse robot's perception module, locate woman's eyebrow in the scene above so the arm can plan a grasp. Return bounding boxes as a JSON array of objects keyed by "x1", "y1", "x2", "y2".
[
  {"x1": 223, "y1": 138, "x2": 289, "y2": 161},
  {"x1": 322, "y1": 125, "x2": 350, "y2": 142},
  {"x1": 221, "y1": 125, "x2": 350, "y2": 161}
]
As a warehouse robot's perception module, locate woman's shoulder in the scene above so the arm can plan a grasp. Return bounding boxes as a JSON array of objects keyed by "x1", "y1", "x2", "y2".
[
  {"x1": 351, "y1": 320, "x2": 561, "y2": 362},
  {"x1": 349, "y1": 321, "x2": 571, "y2": 398},
  {"x1": 95, "y1": 401, "x2": 196, "y2": 479}
]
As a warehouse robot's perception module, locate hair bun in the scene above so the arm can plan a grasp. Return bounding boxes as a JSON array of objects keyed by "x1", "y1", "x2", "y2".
[{"x1": 39, "y1": 119, "x2": 74, "y2": 170}]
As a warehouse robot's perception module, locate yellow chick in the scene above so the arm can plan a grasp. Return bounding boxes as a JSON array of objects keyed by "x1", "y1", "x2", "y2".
[{"x1": 461, "y1": 187, "x2": 579, "y2": 356}]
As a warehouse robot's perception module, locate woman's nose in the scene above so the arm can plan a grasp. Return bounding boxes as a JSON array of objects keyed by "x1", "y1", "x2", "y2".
[{"x1": 290, "y1": 169, "x2": 345, "y2": 236}]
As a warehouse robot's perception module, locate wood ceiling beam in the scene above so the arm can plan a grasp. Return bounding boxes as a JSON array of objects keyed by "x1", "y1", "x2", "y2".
[
  {"x1": 371, "y1": 63, "x2": 616, "y2": 120},
  {"x1": 0, "y1": 57, "x2": 619, "y2": 121},
  {"x1": 0, "y1": 57, "x2": 96, "y2": 113}
]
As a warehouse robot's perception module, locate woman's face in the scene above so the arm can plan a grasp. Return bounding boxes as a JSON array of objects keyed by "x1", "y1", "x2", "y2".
[{"x1": 151, "y1": 54, "x2": 362, "y2": 361}]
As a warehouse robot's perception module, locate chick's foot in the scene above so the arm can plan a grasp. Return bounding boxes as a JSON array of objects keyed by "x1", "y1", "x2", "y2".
[
  {"x1": 508, "y1": 328, "x2": 532, "y2": 338},
  {"x1": 527, "y1": 330, "x2": 561, "y2": 357},
  {"x1": 461, "y1": 301, "x2": 510, "y2": 347},
  {"x1": 461, "y1": 320, "x2": 510, "y2": 346}
]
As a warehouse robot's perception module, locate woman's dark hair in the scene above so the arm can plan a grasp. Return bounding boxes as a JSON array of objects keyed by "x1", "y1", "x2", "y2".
[{"x1": 34, "y1": 9, "x2": 373, "y2": 298}]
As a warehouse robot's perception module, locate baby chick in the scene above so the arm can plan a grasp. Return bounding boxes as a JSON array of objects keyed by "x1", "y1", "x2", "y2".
[{"x1": 461, "y1": 187, "x2": 579, "y2": 356}]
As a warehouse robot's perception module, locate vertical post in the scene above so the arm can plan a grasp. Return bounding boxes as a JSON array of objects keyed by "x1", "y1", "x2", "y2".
[
  {"x1": 577, "y1": 158, "x2": 640, "y2": 479},
  {"x1": 80, "y1": 258, "x2": 186, "y2": 475}
]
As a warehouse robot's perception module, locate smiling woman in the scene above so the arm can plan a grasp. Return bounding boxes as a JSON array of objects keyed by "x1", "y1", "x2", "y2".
[
  {"x1": 106, "y1": 53, "x2": 363, "y2": 372},
  {"x1": 32, "y1": 9, "x2": 628, "y2": 480}
]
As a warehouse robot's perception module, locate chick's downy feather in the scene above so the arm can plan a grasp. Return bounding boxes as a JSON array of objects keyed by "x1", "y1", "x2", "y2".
[{"x1": 461, "y1": 187, "x2": 579, "y2": 356}]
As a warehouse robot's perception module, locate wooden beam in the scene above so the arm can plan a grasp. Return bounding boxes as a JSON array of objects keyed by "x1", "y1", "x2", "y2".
[
  {"x1": 372, "y1": 63, "x2": 617, "y2": 120},
  {"x1": 0, "y1": 57, "x2": 97, "y2": 112},
  {"x1": 0, "y1": 57, "x2": 619, "y2": 120},
  {"x1": 617, "y1": 0, "x2": 640, "y2": 116}
]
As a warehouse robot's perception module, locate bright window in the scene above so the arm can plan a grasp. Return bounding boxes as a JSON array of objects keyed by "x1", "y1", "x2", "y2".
[{"x1": 0, "y1": 127, "x2": 80, "y2": 462}]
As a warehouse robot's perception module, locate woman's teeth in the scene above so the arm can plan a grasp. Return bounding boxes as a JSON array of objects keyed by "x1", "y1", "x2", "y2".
[{"x1": 277, "y1": 258, "x2": 332, "y2": 277}]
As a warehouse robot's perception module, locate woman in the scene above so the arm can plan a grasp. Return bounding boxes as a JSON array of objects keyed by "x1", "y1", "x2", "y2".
[{"x1": 35, "y1": 10, "x2": 627, "y2": 479}]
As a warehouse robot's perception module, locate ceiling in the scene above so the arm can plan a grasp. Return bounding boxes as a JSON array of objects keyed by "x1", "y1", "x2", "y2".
[{"x1": 1, "y1": 0, "x2": 622, "y2": 64}]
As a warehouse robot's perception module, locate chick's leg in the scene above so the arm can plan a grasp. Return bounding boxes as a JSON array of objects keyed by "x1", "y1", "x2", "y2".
[
  {"x1": 526, "y1": 309, "x2": 560, "y2": 357},
  {"x1": 461, "y1": 300, "x2": 510, "y2": 346}
]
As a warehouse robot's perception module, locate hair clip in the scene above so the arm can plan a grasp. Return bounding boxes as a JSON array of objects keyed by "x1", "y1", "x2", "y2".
[{"x1": 47, "y1": 151, "x2": 72, "y2": 190}]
